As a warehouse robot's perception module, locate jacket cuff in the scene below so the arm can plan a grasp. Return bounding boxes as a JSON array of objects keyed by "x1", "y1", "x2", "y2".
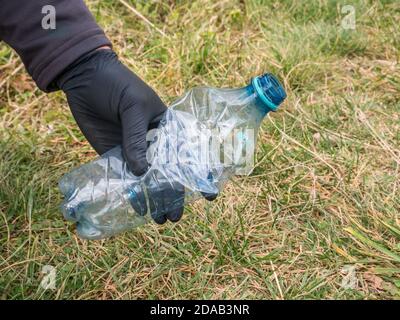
[{"x1": 34, "y1": 28, "x2": 112, "y2": 92}]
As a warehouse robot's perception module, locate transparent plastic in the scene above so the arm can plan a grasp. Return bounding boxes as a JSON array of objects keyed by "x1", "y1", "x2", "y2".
[{"x1": 59, "y1": 74, "x2": 286, "y2": 239}]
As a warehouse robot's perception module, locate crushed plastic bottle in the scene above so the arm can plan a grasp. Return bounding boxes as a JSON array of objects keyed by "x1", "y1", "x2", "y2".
[{"x1": 59, "y1": 73, "x2": 287, "y2": 239}]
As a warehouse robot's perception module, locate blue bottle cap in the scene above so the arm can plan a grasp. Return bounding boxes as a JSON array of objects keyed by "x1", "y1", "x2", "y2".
[{"x1": 252, "y1": 73, "x2": 287, "y2": 111}]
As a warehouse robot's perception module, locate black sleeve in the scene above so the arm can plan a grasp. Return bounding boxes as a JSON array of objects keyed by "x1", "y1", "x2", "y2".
[{"x1": 0, "y1": 0, "x2": 112, "y2": 92}]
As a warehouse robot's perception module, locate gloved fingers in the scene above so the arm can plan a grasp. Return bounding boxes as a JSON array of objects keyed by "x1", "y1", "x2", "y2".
[
  {"x1": 152, "y1": 213, "x2": 168, "y2": 225},
  {"x1": 200, "y1": 171, "x2": 218, "y2": 201},
  {"x1": 121, "y1": 106, "x2": 150, "y2": 176},
  {"x1": 151, "y1": 206, "x2": 184, "y2": 225},
  {"x1": 166, "y1": 206, "x2": 184, "y2": 222},
  {"x1": 148, "y1": 111, "x2": 166, "y2": 130},
  {"x1": 201, "y1": 191, "x2": 219, "y2": 201},
  {"x1": 147, "y1": 179, "x2": 185, "y2": 224},
  {"x1": 164, "y1": 184, "x2": 185, "y2": 222}
]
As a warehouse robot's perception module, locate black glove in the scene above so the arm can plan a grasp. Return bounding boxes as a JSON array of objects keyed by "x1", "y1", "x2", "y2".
[{"x1": 57, "y1": 49, "x2": 216, "y2": 224}]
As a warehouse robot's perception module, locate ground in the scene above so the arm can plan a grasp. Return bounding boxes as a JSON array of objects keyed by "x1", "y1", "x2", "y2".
[{"x1": 0, "y1": 0, "x2": 399, "y2": 299}]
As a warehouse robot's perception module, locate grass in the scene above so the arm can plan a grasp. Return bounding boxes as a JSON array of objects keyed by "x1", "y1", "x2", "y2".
[{"x1": 0, "y1": 0, "x2": 399, "y2": 299}]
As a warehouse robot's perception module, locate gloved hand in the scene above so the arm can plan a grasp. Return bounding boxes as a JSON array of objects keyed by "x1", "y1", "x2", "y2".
[{"x1": 56, "y1": 48, "x2": 216, "y2": 224}]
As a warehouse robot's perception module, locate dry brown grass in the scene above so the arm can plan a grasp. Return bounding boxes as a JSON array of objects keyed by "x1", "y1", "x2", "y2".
[{"x1": 1, "y1": 0, "x2": 399, "y2": 299}]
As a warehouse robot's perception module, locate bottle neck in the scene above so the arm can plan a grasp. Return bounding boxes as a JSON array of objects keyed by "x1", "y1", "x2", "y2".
[
  {"x1": 245, "y1": 84, "x2": 273, "y2": 118},
  {"x1": 248, "y1": 74, "x2": 287, "y2": 116}
]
